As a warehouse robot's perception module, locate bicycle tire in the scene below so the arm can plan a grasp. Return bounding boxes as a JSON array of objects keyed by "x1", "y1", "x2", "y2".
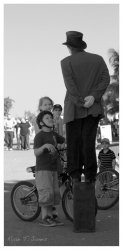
[
  {"x1": 62, "y1": 188, "x2": 98, "y2": 222},
  {"x1": 11, "y1": 181, "x2": 41, "y2": 221},
  {"x1": 62, "y1": 188, "x2": 73, "y2": 221},
  {"x1": 95, "y1": 169, "x2": 119, "y2": 210}
]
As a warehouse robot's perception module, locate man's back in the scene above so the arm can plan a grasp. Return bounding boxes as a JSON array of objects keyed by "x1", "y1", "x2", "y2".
[
  {"x1": 61, "y1": 51, "x2": 109, "y2": 99},
  {"x1": 61, "y1": 51, "x2": 110, "y2": 123}
]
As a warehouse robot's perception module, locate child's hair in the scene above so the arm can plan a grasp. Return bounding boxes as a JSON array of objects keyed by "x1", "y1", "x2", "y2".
[
  {"x1": 53, "y1": 104, "x2": 62, "y2": 112},
  {"x1": 101, "y1": 138, "x2": 110, "y2": 144},
  {"x1": 38, "y1": 96, "x2": 54, "y2": 111},
  {"x1": 36, "y1": 110, "x2": 53, "y2": 129}
]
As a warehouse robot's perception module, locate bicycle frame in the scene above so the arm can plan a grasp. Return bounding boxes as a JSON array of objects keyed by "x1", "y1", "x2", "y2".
[{"x1": 20, "y1": 184, "x2": 37, "y2": 203}]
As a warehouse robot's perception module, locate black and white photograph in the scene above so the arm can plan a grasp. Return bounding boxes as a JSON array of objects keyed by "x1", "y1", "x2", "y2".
[{"x1": 2, "y1": 1, "x2": 120, "y2": 247}]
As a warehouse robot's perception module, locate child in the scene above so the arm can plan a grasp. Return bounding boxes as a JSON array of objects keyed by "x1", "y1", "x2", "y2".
[
  {"x1": 98, "y1": 138, "x2": 116, "y2": 171},
  {"x1": 34, "y1": 96, "x2": 54, "y2": 135},
  {"x1": 35, "y1": 97, "x2": 59, "y2": 219},
  {"x1": 34, "y1": 110, "x2": 65, "y2": 227},
  {"x1": 53, "y1": 104, "x2": 63, "y2": 136},
  {"x1": 53, "y1": 104, "x2": 66, "y2": 175},
  {"x1": 38, "y1": 96, "x2": 54, "y2": 113}
]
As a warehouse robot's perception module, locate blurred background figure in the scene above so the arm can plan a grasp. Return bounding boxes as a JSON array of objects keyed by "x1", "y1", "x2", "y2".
[
  {"x1": 19, "y1": 118, "x2": 31, "y2": 150},
  {"x1": 25, "y1": 117, "x2": 32, "y2": 150},
  {"x1": 4, "y1": 114, "x2": 16, "y2": 150},
  {"x1": 53, "y1": 104, "x2": 63, "y2": 136},
  {"x1": 15, "y1": 118, "x2": 21, "y2": 150}
]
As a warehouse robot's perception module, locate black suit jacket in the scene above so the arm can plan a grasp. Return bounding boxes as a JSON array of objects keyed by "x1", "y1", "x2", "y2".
[{"x1": 61, "y1": 51, "x2": 110, "y2": 124}]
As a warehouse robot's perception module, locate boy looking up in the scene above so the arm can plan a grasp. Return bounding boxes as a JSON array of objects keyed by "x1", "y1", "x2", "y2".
[{"x1": 34, "y1": 111, "x2": 65, "y2": 227}]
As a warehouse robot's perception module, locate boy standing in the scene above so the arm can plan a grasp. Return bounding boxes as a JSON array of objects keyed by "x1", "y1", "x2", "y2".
[
  {"x1": 34, "y1": 111, "x2": 65, "y2": 226},
  {"x1": 98, "y1": 138, "x2": 116, "y2": 171}
]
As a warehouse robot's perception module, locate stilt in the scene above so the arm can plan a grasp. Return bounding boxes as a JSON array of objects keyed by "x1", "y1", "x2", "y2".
[{"x1": 73, "y1": 182, "x2": 96, "y2": 233}]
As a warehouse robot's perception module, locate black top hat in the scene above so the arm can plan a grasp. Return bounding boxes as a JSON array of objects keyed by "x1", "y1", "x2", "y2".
[{"x1": 62, "y1": 31, "x2": 87, "y2": 49}]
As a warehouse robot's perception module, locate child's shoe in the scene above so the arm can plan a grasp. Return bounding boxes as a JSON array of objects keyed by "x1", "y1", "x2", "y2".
[
  {"x1": 52, "y1": 215, "x2": 64, "y2": 226},
  {"x1": 39, "y1": 216, "x2": 56, "y2": 227},
  {"x1": 52, "y1": 206, "x2": 58, "y2": 217}
]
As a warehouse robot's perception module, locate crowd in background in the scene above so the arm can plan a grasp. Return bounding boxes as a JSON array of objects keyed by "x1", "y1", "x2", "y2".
[
  {"x1": 4, "y1": 97, "x2": 119, "y2": 151},
  {"x1": 4, "y1": 98, "x2": 66, "y2": 151},
  {"x1": 4, "y1": 114, "x2": 32, "y2": 151}
]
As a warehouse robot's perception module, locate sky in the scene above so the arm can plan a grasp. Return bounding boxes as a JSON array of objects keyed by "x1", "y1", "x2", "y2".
[{"x1": 4, "y1": 3, "x2": 119, "y2": 117}]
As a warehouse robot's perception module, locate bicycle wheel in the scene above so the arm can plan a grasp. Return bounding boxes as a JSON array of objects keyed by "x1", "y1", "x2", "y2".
[
  {"x1": 62, "y1": 188, "x2": 73, "y2": 221},
  {"x1": 95, "y1": 169, "x2": 119, "y2": 210},
  {"x1": 62, "y1": 188, "x2": 98, "y2": 222},
  {"x1": 11, "y1": 181, "x2": 41, "y2": 221}
]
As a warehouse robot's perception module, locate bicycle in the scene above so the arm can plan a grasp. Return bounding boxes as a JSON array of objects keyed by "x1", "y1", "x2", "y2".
[
  {"x1": 11, "y1": 147, "x2": 98, "y2": 222},
  {"x1": 11, "y1": 148, "x2": 72, "y2": 222},
  {"x1": 60, "y1": 151, "x2": 119, "y2": 218},
  {"x1": 11, "y1": 148, "x2": 118, "y2": 222},
  {"x1": 95, "y1": 168, "x2": 119, "y2": 210},
  {"x1": 61, "y1": 168, "x2": 119, "y2": 221}
]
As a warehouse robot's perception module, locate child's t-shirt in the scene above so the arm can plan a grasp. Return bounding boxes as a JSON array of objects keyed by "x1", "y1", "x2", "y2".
[
  {"x1": 98, "y1": 149, "x2": 116, "y2": 169},
  {"x1": 34, "y1": 131, "x2": 65, "y2": 172}
]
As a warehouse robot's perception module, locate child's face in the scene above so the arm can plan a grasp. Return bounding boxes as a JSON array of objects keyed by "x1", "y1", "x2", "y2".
[
  {"x1": 53, "y1": 108, "x2": 62, "y2": 118},
  {"x1": 41, "y1": 114, "x2": 54, "y2": 128},
  {"x1": 102, "y1": 142, "x2": 109, "y2": 150},
  {"x1": 40, "y1": 99, "x2": 53, "y2": 111}
]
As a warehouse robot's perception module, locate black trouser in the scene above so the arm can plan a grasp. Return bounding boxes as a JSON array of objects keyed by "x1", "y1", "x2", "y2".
[
  {"x1": 66, "y1": 115, "x2": 100, "y2": 181},
  {"x1": 20, "y1": 135, "x2": 29, "y2": 149},
  {"x1": 4, "y1": 131, "x2": 14, "y2": 149}
]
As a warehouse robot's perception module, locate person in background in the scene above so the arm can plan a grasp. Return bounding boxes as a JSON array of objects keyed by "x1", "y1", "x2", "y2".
[
  {"x1": 61, "y1": 31, "x2": 110, "y2": 183},
  {"x1": 4, "y1": 116, "x2": 7, "y2": 150},
  {"x1": 19, "y1": 118, "x2": 31, "y2": 150},
  {"x1": 53, "y1": 104, "x2": 66, "y2": 175},
  {"x1": 98, "y1": 138, "x2": 116, "y2": 171},
  {"x1": 15, "y1": 118, "x2": 21, "y2": 150},
  {"x1": 34, "y1": 110, "x2": 65, "y2": 226},
  {"x1": 53, "y1": 104, "x2": 63, "y2": 136},
  {"x1": 25, "y1": 118, "x2": 32, "y2": 150},
  {"x1": 34, "y1": 96, "x2": 54, "y2": 135},
  {"x1": 4, "y1": 114, "x2": 16, "y2": 150}
]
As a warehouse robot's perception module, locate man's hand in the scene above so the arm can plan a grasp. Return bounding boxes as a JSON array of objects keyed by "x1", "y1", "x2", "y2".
[{"x1": 83, "y1": 96, "x2": 95, "y2": 108}]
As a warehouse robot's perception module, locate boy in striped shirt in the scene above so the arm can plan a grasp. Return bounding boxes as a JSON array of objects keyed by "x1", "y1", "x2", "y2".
[{"x1": 98, "y1": 138, "x2": 116, "y2": 171}]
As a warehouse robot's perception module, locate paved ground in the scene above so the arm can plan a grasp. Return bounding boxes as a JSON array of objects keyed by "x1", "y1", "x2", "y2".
[{"x1": 4, "y1": 147, "x2": 119, "y2": 246}]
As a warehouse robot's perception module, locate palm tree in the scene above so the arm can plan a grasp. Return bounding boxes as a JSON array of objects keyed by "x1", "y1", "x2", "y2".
[{"x1": 4, "y1": 97, "x2": 15, "y2": 116}]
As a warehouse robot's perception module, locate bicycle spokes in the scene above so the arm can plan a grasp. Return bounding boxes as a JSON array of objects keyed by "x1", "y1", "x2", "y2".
[{"x1": 95, "y1": 169, "x2": 119, "y2": 210}]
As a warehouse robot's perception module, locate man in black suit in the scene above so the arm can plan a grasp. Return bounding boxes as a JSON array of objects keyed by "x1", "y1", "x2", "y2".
[{"x1": 61, "y1": 31, "x2": 110, "y2": 183}]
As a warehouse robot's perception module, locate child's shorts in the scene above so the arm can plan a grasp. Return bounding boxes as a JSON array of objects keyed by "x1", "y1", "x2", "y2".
[{"x1": 35, "y1": 170, "x2": 61, "y2": 206}]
